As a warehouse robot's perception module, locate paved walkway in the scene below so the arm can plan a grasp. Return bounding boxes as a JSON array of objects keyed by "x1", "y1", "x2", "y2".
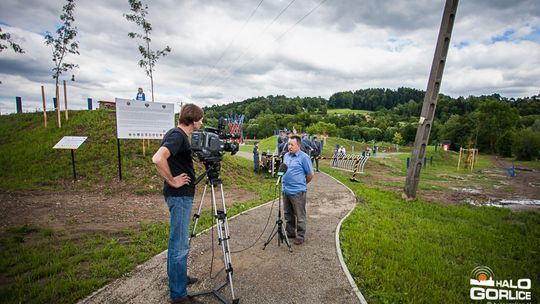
[{"x1": 80, "y1": 163, "x2": 359, "y2": 303}]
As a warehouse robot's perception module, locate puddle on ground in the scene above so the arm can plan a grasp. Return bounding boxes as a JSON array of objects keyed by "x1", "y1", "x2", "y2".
[
  {"x1": 450, "y1": 187, "x2": 482, "y2": 194},
  {"x1": 466, "y1": 198, "x2": 540, "y2": 209}
]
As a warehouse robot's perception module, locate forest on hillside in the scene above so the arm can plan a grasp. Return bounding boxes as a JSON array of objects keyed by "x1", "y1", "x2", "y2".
[{"x1": 204, "y1": 87, "x2": 540, "y2": 160}]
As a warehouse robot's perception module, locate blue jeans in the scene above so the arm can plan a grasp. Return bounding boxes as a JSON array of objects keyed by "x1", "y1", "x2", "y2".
[{"x1": 165, "y1": 196, "x2": 193, "y2": 300}]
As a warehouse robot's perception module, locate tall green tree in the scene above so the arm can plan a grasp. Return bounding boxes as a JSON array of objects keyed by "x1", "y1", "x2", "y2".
[
  {"x1": 124, "y1": 0, "x2": 171, "y2": 102},
  {"x1": 476, "y1": 100, "x2": 519, "y2": 153}
]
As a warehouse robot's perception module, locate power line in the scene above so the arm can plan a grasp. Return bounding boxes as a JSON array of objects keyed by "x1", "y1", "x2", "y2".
[
  {"x1": 198, "y1": 0, "x2": 265, "y2": 86},
  {"x1": 215, "y1": 0, "x2": 328, "y2": 88},
  {"x1": 204, "y1": 0, "x2": 297, "y2": 88}
]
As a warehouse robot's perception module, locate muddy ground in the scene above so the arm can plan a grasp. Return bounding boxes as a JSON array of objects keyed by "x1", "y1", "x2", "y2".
[
  {"x1": 1, "y1": 156, "x2": 538, "y2": 235},
  {"x1": 0, "y1": 185, "x2": 258, "y2": 232}
]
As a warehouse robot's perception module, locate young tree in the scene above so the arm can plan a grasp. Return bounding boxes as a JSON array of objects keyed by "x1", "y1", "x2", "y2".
[
  {"x1": 124, "y1": 0, "x2": 171, "y2": 102},
  {"x1": 45, "y1": 0, "x2": 79, "y2": 127},
  {"x1": 0, "y1": 27, "x2": 24, "y2": 54},
  {"x1": 1, "y1": 27, "x2": 24, "y2": 84}
]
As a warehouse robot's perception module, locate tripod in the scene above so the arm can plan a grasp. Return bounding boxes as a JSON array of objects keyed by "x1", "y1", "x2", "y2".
[
  {"x1": 262, "y1": 178, "x2": 292, "y2": 252},
  {"x1": 190, "y1": 159, "x2": 239, "y2": 304}
]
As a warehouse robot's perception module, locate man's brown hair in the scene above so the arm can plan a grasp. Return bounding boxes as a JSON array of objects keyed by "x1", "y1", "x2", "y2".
[
  {"x1": 290, "y1": 135, "x2": 301, "y2": 145},
  {"x1": 179, "y1": 104, "x2": 204, "y2": 125}
]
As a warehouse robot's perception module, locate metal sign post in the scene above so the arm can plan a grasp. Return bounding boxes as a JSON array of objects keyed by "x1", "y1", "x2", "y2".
[{"x1": 53, "y1": 136, "x2": 88, "y2": 181}]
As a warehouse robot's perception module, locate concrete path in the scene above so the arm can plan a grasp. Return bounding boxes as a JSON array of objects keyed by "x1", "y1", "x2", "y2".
[{"x1": 80, "y1": 168, "x2": 359, "y2": 303}]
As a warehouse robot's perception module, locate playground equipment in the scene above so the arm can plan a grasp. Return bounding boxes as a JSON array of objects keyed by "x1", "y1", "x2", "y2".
[
  {"x1": 226, "y1": 114, "x2": 245, "y2": 143},
  {"x1": 457, "y1": 147, "x2": 478, "y2": 172},
  {"x1": 258, "y1": 152, "x2": 369, "y2": 182}
]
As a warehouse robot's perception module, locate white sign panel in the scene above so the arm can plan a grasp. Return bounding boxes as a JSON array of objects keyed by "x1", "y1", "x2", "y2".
[
  {"x1": 53, "y1": 136, "x2": 88, "y2": 149},
  {"x1": 115, "y1": 98, "x2": 175, "y2": 139}
]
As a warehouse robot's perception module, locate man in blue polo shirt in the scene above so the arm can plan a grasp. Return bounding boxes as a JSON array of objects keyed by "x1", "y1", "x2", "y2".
[{"x1": 282, "y1": 135, "x2": 314, "y2": 245}]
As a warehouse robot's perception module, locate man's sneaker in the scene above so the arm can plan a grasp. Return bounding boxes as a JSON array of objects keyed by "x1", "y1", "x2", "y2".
[
  {"x1": 171, "y1": 296, "x2": 202, "y2": 304},
  {"x1": 187, "y1": 276, "x2": 199, "y2": 285},
  {"x1": 293, "y1": 238, "x2": 304, "y2": 245}
]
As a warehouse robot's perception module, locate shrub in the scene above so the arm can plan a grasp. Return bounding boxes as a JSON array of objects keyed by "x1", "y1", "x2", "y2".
[{"x1": 512, "y1": 128, "x2": 540, "y2": 160}]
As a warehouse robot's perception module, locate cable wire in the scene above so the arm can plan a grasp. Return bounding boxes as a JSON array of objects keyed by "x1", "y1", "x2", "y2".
[
  {"x1": 213, "y1": 0, "x2": 328, "y2": 88},
  {"x1": 198, "y1": 0, "x2": 265, "y2": 87},
  {"x1": 204, "y1": 0, "x2": 297, "y2": 88}
]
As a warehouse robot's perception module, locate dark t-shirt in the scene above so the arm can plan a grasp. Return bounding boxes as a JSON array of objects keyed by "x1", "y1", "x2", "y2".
[{"x1": 160, "y1": 127, "x2": 196, "y2": 197}]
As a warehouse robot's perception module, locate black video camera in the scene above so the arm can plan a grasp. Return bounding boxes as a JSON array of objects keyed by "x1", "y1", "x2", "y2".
[{"x1": 191, "y1": 118, "x2": 239, "y2": 160}]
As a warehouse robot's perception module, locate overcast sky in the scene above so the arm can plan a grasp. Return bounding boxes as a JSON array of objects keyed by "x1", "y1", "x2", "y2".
[{"x1": 1, "y1": 0, "x2": 539, "y2": 114}]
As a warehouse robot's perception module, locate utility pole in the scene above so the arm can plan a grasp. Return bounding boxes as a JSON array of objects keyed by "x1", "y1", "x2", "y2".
[{"x1": 403, "y1": 0, "x2": 459, "y2": 200}]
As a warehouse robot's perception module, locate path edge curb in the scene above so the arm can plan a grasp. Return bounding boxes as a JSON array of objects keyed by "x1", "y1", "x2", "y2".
[{"x1": 324, "y1": 171, "x2": 369, "y2": 304}]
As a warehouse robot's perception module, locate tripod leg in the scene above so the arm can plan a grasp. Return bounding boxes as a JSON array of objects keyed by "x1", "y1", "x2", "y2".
[
  {"x1": 212, "y1": 183, "x2": 238, "y2": 302},
  {"x1": 191, "y1": 182, "x2": 208, "y2": 239}
]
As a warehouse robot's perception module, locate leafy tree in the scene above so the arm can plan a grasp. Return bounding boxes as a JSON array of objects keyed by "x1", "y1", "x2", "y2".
[
  {"x1": 125, "y1": 0, "x2": 171, "y2": 102},
  {"x1": 306, "y1": 121, "x2": 337, "y2": 136},
  {"x1": 339, "y1": 125, "x2": 362, "y2": 141},
  {"x1": 512, "y1": 129, "x2": 540, "y2": 160},
  {"x1": 438, "y1": 114, "x2": 475, "y2": 150},
  {"x1": 476, "y1": 100, "x2": 519, "y2": 152},
  {"x1": 0, "y1": 27, "x2": 24, "y2": 54},
  {"x1": 1, "y1": 27, "x2": 24, "y2": 84},
  {"x1": 44, "y1": 0, "x2": 79, "y2": 126},
  {"x1": 392, "y1": 132, "x2": 403, "y2": 145}
]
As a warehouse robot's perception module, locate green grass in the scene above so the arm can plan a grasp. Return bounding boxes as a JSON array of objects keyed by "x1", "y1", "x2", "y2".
[
  {"x1": 324, "y1": 166, "x2": 540, "y2": 303},
  {"x1": 0, "y1": 111, "x2": 277, "y2": 304},
  {"x1": 0, "y1": 155, "x2": 276, "y2": 304},
  {"x1": 327, "y1": 108, "x2": 373, "y2": 116}
]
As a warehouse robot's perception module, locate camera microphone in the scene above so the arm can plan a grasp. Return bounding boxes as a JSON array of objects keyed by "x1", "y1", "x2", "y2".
[{"x1": 276, "y1": 163, "x2": 288, "y2": 186}]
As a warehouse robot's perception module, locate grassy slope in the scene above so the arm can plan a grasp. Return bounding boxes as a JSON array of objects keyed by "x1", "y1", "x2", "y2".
[
  {"x1": 0, "y1": 111, "x2": 277, "y2": 304},
  {"x1": 326, "y1": 165, "x2": 540, "y2": 303}
]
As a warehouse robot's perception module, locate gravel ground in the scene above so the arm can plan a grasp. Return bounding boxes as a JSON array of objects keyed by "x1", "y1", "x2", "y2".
[{"x1": 79, "y1": 170, "x2": 359, "y2": 304}]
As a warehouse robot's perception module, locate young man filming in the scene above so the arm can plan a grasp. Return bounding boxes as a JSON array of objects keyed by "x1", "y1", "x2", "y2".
[{"x1": 152, "y1": 104, "x2": 204, "y2": 304}]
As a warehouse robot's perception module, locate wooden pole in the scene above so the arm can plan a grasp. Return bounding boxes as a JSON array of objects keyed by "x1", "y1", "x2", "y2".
[
  {"x1": 56, "y1": 85, "x2": 61, "y2": 128},
  {"x1": 41, "y1": 86, "x2": 47, "y2": 128},
  {"x1": 457, "y1": 147, "x2": 462, "y2": 170},
  {"x1": 63, "y1": 80, "x2": 69, "y2": 120},
  {"x1": 142, "y1": 140, "x2": 146, "y2": 156}
]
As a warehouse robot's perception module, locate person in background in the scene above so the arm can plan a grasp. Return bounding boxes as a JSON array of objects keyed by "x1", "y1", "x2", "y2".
[
  {"x1": 301, "y1": 134, "x2": 313, "y2": 155},
  {"x1": 152, "y1": 104, "x2": 204, "y2": 304},
  {"x1": 136, "y1": 87, "x2": 146, "y2": 101},
  {"x1": 282, "y1": 135, "x2": 314, "y2": 245},
  {"x1": 253, "y1": 142, "x2": 260, "y2": 172},
  {"x1": 311, "y1": 136, "x2": 322, "y2": 172}
]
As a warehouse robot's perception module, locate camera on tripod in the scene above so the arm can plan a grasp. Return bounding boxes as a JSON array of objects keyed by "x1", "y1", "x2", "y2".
[{"x1": 191, "y1": 118, "x2": 239, "y2": 160}]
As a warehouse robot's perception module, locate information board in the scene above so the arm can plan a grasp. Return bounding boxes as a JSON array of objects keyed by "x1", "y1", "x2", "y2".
[
  {"x1": 53, "y1": 136, "x2": 88, "y2": 149},
  {"x1": 115, "y1": 98, "x2": 175, "y2": 139}
]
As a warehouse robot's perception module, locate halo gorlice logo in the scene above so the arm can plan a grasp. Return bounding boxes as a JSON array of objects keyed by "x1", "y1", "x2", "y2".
[{"x1": 470, "y1": 266, "x2": 532, "y2": 302}]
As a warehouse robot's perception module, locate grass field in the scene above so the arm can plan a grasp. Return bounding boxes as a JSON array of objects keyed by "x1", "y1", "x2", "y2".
[
  {"x1": 327, "y1": 108, "x2": 373, "y2": 116},
  {"x1": 325, "y1": 165, "x2": 540, "y2": 303},
  {"x1": 0, "y1": 156, "x2": 276, "y2": 304},
  {"x1": 0, "y1": 111, "x2": 277, "y2": 304}
]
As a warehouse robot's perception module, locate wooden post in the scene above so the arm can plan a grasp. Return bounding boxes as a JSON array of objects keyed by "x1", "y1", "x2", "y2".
[
  {"x1": 56, "y1": 85, "x2": 61, "y2": 128},
  {"x1": 457, "y1": 147, "x2": 462, "y2": 170},
  {"x1": 63, "y1": 80, "x2": 69, "y2": 120},
  {"x1": 41, "y1": 86, "x2": 47, "y2": 128},
  {"x1": 142, "y1": 140, "x2": 146, "y2": 156}
]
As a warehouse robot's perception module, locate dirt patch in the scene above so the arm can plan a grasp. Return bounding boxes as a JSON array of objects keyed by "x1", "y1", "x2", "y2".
[
  {"x1": 0, "y1": 186, "x2": 258, "y2": 232},
  {"x1": 329, "y1": 157, "x2": 540, "y2": 210}
]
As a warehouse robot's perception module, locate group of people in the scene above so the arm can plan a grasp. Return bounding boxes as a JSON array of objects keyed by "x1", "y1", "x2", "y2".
[
  {"x1": 275, "y1": 131, "x2": 322, "y2": 172},
  {"x1": 153, "y1": 110, "x2": 315, "y2": 304}
]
